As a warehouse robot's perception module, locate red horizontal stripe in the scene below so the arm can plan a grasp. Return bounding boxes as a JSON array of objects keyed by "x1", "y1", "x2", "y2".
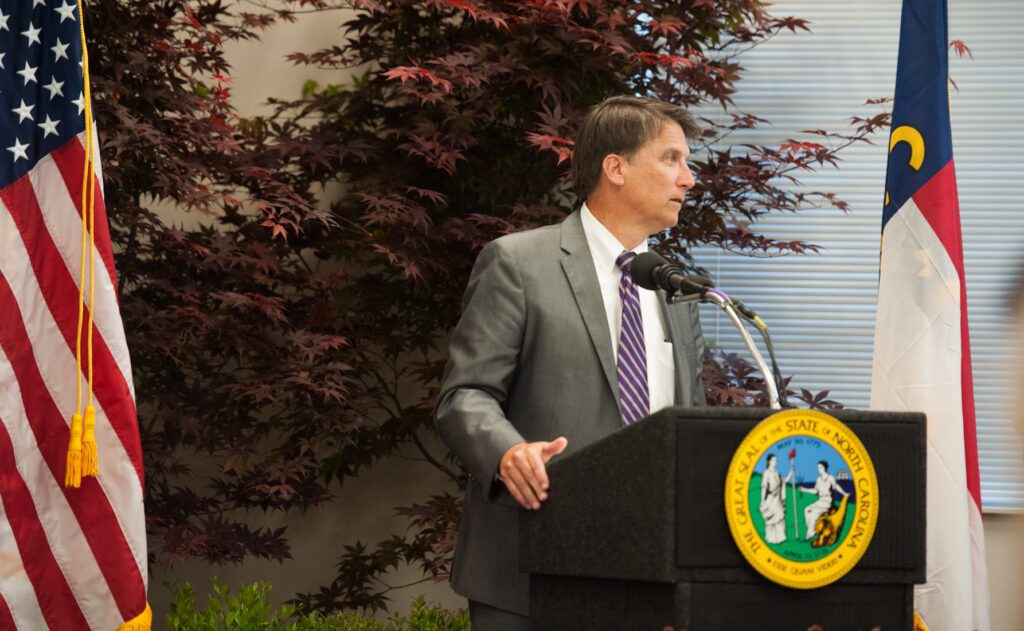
[
  {"x1": 0, "y1": 417, "x2": 90, "y2": 630},
  {"x1": 48, "y1": 137, "x2": 118, "y2": 294},
  {"x1": 0, "y1": 272, "x2": 146, "y2": 621},
  {"x1": 0, "y1": 176, "x2": 143, "y2": 484},
  {"x1": 0, "y1": 589, "x2": 16, "y2": 629}
]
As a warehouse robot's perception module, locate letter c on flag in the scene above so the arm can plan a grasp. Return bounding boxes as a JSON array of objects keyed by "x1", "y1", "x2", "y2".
[{"x1": 885, "y1": 125, "x2": 926, "y2": 206}]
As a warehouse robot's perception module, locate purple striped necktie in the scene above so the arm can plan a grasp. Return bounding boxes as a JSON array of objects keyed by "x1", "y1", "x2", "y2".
[{"x1": 615, "y1": 251, "x2": 649, "y2": 425}]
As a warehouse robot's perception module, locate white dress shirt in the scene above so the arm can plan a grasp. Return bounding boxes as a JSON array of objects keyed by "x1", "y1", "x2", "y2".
[{"x1": 580, "y1": 203, "x2": 676, "y2": 416}]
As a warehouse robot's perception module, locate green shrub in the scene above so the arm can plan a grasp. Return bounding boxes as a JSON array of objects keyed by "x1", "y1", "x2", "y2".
[{"x1": 165, "y1": 580, "x2": 469, "y2": 631}]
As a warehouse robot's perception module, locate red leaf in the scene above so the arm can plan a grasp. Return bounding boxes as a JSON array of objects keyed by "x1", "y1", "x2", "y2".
[{"x1": 950, "y1": 39, "x2": 974, "y2": 59}]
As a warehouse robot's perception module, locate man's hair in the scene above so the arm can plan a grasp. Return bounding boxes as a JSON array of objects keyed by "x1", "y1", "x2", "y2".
[
  {"x1": 818, "y1": 460, "x2": 829, "y2": 471},
  {"x1": 572, "y1": 95, "x2": 700, "y2": 201}
]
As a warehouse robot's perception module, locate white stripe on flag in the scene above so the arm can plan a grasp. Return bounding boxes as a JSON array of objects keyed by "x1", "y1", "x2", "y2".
[
  {"x1": 0, "y1": 346, "x2": 121, "y2": 631},
  {"x1": 0, "y1": 499, "x2": 48, "y2": 630},
  {"x1": 871, "y1": 198, "x2": 974, "y2": 631},
  {"x1": 0, "y1": 200, "x2": 148, "y2": 596},
  {"x1": 88, "y1": 126, "x2": 106, "y2": 196},
  {"x1": 27, "y1": 139, "x2": 135, "y2": 397},
  {"x1": 969, "y1": 499, "x2": 991, "y2": 631}
]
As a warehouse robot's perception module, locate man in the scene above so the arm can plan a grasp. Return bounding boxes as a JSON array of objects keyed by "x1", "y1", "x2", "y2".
[{"x1": 435, "y1": 95, "x2": 706, "y2": 629}]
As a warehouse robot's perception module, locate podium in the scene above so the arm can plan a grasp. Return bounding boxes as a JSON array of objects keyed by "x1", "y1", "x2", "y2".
[{"x1": 519, "y1": 407, "x2": 925, "y2": 630}]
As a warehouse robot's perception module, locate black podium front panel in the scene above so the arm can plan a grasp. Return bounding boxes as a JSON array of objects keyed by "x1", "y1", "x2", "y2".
[
  {"x1": 675, "y1": 408, "x2": 926, "y2": 584},
  {"x1": 530, "y1": 575, "x2": 912, "y2": 631},
  {"x1": 520, "y1": 407, "x2": 925, "y2": 630}
]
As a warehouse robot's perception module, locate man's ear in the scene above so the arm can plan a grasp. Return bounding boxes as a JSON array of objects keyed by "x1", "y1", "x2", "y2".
[{"x1": 601, "y1": 154, "x2": 626, "y2": 187}]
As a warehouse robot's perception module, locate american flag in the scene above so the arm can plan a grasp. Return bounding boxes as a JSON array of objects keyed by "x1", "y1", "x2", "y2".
[{"x1": 0, "y1": 1, "x2": 149, "y2": 629}]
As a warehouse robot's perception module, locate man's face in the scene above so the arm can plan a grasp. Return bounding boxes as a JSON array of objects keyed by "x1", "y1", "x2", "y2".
[{"x1": 619, "y1": 121, "x2": 695, "y2": 235}]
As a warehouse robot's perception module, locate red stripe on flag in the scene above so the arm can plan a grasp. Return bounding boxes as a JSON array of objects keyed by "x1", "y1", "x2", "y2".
[
  {"x1": 0, "y1": 273, "x2": 146, "y2": 621},
  {"x1": 48, "y1": 138, "x2": 118, "y2": 294},
  {"x1": 911, "y1": 160, "x2": 982, "y2": 508},
  {"x1": 0, "y1": 177, "x2": 143, "y2": 483},
  {"x1": 0, "y1": 590, "x2": 17, "y2": 630},
  {"x1": 0, "y1": 419, "x2": 90, "y2": 630}
]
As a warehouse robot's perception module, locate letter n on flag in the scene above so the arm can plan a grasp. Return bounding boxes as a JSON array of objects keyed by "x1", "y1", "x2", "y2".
[
  {"x1": 0, "y1": 1, "x2": 149, "y2": 629},
  {"x1": 870, "y1": 0, "x2": 990, "y2": 629}
]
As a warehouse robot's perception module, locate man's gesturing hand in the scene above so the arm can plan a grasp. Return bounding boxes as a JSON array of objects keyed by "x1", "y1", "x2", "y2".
[{"x1": 499, "y1": 437, "x2": 569, "y2": 510}]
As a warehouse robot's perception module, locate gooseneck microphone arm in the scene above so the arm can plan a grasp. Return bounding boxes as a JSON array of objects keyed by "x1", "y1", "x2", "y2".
[
  {"x1": 631, "y1": 251, "x2": 784, "y2": 410},
  {"x1": 685, "y1": 287, "x2": 781, "y2": 410}
]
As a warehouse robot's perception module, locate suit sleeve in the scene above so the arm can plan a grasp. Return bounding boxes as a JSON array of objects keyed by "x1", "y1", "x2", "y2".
[{"x1": 434, "y1": 239, "x2": 528, "y2": 490}]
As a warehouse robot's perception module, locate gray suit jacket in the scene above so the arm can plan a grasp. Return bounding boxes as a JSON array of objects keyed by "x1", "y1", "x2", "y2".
[{"x1": 434, "y1": 210, "x2": 705, "y2": 614}]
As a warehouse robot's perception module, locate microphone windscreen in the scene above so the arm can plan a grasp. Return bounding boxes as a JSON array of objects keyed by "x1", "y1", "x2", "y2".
[{"x1": 631, "y1": 251, "x2": 668, "y2": 290}]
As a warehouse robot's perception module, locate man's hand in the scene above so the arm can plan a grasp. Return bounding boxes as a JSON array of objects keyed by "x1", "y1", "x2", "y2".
[{"x1": 499, "y1": 437, "x2": 569, "y2": 510}]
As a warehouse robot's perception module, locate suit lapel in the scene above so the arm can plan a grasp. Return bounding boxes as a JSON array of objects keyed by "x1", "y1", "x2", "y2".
[
  {"x1": 559, "y1": 211, "x2": 620, "y2": 403},
  {"x1": 658, "y1": 290, "x2": 698, "y2": 406}
]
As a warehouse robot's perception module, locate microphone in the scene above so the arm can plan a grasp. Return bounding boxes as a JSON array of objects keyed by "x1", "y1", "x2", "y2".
[
  {"x1": 631, "y1": 252, "x2": 786, "y2": 409},
  {"x1": 631, "y1": 251, "x2": 714, "y2": 297}
]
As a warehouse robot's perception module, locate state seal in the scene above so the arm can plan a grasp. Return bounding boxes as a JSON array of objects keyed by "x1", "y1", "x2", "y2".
[{"x1": 723, "y1": 409, "x2": 879, "y2": 589}]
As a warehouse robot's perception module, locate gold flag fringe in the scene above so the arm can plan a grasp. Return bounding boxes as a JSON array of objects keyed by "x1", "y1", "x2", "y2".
[{"x1": 116, "y1": 603, "x2": 152, "y2": 631}]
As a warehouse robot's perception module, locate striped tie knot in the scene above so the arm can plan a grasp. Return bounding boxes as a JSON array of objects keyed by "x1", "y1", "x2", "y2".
[{"x1": 616, "y1": 250, "x2": 636, "y2": 274}]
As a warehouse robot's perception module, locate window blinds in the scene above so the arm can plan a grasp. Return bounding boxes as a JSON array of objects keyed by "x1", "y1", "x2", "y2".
[{"x1": 690, "y1": 0, "x2": 1024, "y2": 511}]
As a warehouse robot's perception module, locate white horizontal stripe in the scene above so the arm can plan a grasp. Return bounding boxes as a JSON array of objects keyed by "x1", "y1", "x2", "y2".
[
  {"x1": 873, "y1": 200, "x2": 977, "y2": 630},
  {"x1": 27, "y1": 136, "x2": 135, "y2": 400},
  {"x1": 968, "y1": 499, "x2": 991, "y2": 630},
  {"x1": 0, "y1": 200, "x2": 148, "y2": 592},
  {"x1": 0, "y1": 499, "x2": 48, "y2": 630},
  {"x1": 0, "y1": 347, "x2": 119, "y2": 631}
]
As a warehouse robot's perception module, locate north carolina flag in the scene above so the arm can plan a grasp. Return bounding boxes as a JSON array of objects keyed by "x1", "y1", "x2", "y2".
[{"x1": 870, "y1": 0, "x2": 990, "y2": 629}]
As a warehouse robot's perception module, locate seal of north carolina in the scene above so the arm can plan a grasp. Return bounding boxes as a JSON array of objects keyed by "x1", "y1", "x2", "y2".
[{"x1": 723, "y1": 409, "x2": 879, "y2": 589}]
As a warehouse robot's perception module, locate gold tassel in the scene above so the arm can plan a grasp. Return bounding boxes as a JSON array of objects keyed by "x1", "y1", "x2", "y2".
[
  {"x1": 913, "y1": 611, "x2": 929, "y2": 631},
  {"x1": 65, "y1": 412, "x2": 83, "y2": 488},
  {"x1": 82, "y1": 405, "x2": 98, "y2": 477},
  {"x1": 116, "y1": 603, "x2": 152, "y2": 631}
]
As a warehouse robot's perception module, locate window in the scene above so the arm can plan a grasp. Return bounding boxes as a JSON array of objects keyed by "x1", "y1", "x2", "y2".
[{"x1": 691, "y1": 0, "x2": 1024, "y2": 511}]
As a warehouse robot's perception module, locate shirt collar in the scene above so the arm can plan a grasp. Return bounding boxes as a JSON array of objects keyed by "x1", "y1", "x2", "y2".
[{"x1": 579, "y1": 202, "x2": 649, "y2": 274}]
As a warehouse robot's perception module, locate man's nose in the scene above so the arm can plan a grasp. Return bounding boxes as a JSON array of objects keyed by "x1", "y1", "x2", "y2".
[{"x1": 678, "y1": 164, "x2": 695, "y2": 190}]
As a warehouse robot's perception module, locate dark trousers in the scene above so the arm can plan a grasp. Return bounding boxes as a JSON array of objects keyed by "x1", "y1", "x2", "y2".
[{"x1": 469, "y1": 600, "x2": 531, "y2": 631}]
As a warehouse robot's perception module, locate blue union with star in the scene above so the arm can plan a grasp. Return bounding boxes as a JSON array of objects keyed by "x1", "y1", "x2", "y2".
[{"x1": 1, "y1": 0, "x2": 86, "y2": 190}]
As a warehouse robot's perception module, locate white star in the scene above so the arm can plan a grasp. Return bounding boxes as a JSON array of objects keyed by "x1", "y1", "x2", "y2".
[
  {"x1": 51, "y1": 39, "x2": 69, "y2": 61},
  {"x1": 0, "y1": 53, "x2": 5, "y2": 70},
  {"x1": 0, "y1": 10, "x2": 9, "y2": 32},
  {"x1": 8, "y1": 139, "x2": 29, "y2": 162},
  {"x1": 43, "y1": 77, "x2": 64, "y2": 100},
  {"x1": 21, "y1": 23, "x2": 41, "y2": 46},
  {"x1": 54, "y1": 1, "x2": 76, "y2": 23},
  {"x1": 12, "y1": 100, "x2": 34, "y2": 123},
  {"x1": 33, "y1": 0, "x2": 46, "y2": 7},
  {"x1": 72, "y1": 93, "x2": 84, "y2": 115},
  {"x1": 38, "y1": 115, "x2": 60, "y2": 138},
  {"x1": 17, "y1": 62, "x2": 38, "y2": 85}
]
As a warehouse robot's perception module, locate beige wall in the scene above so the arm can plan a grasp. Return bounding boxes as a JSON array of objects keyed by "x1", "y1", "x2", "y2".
[
  {"x1": 984, "y1": 513, "x2": 1024, "y2": 631},
  {"x1": 150, "y1": 440, "x2": 465, "y2": 617}
]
